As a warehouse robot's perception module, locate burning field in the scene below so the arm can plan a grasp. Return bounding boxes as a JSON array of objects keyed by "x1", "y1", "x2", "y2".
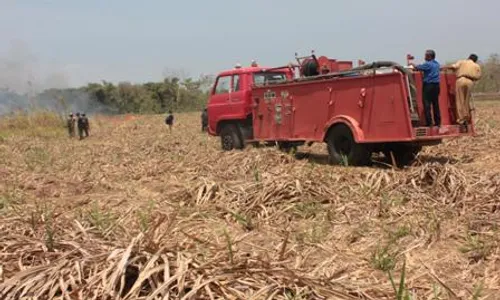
[{"x1": 0, "y1": 102, "x2": 499, "y2": 299}]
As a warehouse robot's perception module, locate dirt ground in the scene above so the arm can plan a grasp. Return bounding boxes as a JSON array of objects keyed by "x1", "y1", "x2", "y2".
[{"x1": 0, "y1": 101, "x2": 499, "y2": 299}]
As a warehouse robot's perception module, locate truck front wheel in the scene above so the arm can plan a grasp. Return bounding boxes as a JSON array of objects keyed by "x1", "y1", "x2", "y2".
[
  {"x1": 220, "y1": 124, "x2": 244, "y2": 151},
  {"x1": 326, "y1": 124, "x2": 371, "y2": 166}
]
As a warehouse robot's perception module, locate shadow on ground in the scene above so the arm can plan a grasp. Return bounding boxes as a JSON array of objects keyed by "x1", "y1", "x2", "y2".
[
  {"x1": 415, "y1": 154, "x2": 462, "y2": 165},
  {"x1": 294, "y1": 152, "x2": 463, "y2": 168},
  {"x1": 294, "y1": 152, "x2": 390, "y2": 168},
  {"x1": 294, "y1": 152, "x2": 330, "y2": 165}
]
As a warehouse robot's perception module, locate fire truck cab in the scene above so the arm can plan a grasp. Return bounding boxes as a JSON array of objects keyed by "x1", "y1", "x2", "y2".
[
  {"x1": 207, "y1": 54, "x2": 474, "y2": 166},
  {"x1": 206, "y1": 63, "x2": 293, "y2": 146}
]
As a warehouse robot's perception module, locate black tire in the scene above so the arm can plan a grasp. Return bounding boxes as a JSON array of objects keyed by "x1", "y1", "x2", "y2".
[
  {"x1": 383, "y1": 145, "x2": 421, "y2": 168},
  {"x1": 326, "y1": 124, "x2": 371, "y2": 166},
  {"x1": 220, "y1": 124, "x2": 244, "y2": 151}
]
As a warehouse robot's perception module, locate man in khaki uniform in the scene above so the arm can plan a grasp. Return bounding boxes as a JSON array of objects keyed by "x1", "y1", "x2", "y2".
[
  {"x1": 444, "y1": 54, "x2": 482, "y2": 125},
  {"x1": 66, "y1": 113, "x2": 76, "y2": 137}
]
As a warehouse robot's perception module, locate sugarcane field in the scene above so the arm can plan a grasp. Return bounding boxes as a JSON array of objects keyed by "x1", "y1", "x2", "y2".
[{"x1": 0, "y1": 97, "x2": 499, "y2": 299}]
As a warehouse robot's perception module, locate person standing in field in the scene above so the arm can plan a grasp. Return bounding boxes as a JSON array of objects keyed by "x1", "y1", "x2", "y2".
[
  {"x1": 67, "y1": 113, "x2": 76, "y2": 137},
  {"x1": 201, "y1": 108, "x2": 208, "y2": 132},
  {"x1": 412, "y1": 50, "x2": 441, "y2": 127},
  {"x1": 76, "y1": 112, "x2": 85, "y2": 140},
  {"x1": 81, "y1": 113, "x2": 90, "y2": 137},
  {"x1": 442, "y1": 54, "x2": 482, "y2": 126},
  {"x1": 165, "y1": 110, "x2": 174, "y2": 132}
]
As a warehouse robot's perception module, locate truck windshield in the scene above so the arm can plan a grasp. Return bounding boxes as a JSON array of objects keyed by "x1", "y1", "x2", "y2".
[{"x1": 253, "y1": 72, "x2": 287, "y2": 85}]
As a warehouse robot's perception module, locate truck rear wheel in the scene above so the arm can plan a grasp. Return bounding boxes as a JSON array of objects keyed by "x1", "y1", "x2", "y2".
[
  {"x1": 326, "y1": 124, "x2": 371, "y2": 166},
  {"x1": 220, "y1": 124, "x2": 244, "y2": 151},
  {"x1": 383, "y1": 145, "x2": 421, "y2": 168}
]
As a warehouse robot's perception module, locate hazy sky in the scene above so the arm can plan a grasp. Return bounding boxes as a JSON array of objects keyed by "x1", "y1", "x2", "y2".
[{"x1": 1, "y1": 0, "x2": 498, "y2": 91}]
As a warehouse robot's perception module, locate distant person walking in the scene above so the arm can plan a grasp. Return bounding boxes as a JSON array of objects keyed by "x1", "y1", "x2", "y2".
[
  {"x1": 67, "y1": 113, "x2": 76, "y2": 137},
  {"x1": 442, "y1": 54, "x2": 482, "y2": 126},
  {"x1": 412, "y1": 49, "x2": 441, "y2": 127},
  {"x1": 81, "y1": 113, "x2": 90, "y2": 137},
  {"x1": 201, "y1": 108, "x2": 208, "y2": 132},
  {"x1": 165, "y1": 110, "x2": 174, "y2": 132}
]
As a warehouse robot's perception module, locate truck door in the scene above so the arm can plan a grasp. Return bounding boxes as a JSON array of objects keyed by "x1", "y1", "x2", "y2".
[
  {"x1": 229, "y1": 74, "x2": 244, "y2": 114},
  {"x1": 209, "y1": 75, "x2": 232, "y2": 131}
]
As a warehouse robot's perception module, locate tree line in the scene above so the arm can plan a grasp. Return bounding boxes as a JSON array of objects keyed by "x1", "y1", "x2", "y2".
[
  {"x1": 38, "y1": 74, "x2": 215, "y2": 115},
  {"x1": 474, "y1": 53, "x2": 500, "y2": 93}
]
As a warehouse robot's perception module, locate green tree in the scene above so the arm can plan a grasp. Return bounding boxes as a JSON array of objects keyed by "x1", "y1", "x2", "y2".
[{"x1": 475, "y1": 53, "x2": 500, "y2": 93}]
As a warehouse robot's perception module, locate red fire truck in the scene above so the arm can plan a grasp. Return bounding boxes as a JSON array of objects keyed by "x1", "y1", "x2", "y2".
[{"x1": 206, "y1": 52, "x2": 474, "y2": 166}]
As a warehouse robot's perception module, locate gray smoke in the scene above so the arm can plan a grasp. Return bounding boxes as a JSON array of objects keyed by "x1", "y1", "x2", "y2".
[
  {"x1": 0, "y1": 90, "x2": 117, "y2": 116},
  {"x1": 0, "y1": 40, "x2": 116, "y2": 116}
]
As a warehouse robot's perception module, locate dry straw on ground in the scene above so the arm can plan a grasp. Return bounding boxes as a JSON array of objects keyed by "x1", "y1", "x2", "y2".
[{"x1": 0, "y1": 102, "x2": 499, "y2": 299}]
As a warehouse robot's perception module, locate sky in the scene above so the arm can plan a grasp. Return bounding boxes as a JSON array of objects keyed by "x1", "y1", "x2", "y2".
[{"x1": 0, "y1": 0, "x2": 498, "y2": 92}]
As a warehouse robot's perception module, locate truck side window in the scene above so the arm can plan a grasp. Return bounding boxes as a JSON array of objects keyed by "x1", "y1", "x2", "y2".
[
  {"x1": 233, "y1": 75, "x2": 240, "y2": 92},
  {"x1": 215, "y1": 76, "x2": 231, "y2": 94}
]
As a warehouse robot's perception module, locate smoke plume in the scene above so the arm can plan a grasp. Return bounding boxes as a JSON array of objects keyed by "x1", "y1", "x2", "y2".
[{"x1": 0, "y1": 40, "x2": 115, "y2": 116}]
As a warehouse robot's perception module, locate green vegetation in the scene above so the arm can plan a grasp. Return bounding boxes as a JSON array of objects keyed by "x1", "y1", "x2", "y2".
[
  {"x1": 459, "y1": 232, "x2": 491, "y2": 262},
  {"x1": 293, "y1": 201, "x2": 321, "y2": 219},
  {"x1": 87, "y1": 201, "x2": 116, "y2": 234},
  {"x1": 41, "y1": 74, "x2": 214, "y2": 114},
  {"x1": 475, "y1": 53, "x2": 500, "y2": 93},
  {"x1": 43, "y1": 205, "x2": 56, "y2": 252},
  {"x1": 388, "y1": 259, "x2": 412, "y2": 300},
  {"x1": 388, "y1": 224, "x2": 412, "y2": 242},
  {"x1": 371, "y1": 244, "x2": 397, "y2": 272},
  {"x1": 137, "y1": 200, "x2": 156, "y2": 232}
]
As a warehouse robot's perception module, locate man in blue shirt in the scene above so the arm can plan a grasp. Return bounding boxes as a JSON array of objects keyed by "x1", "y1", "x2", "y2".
[{"x1": 414, "y1": 50, "x2": 441, "y2": 127}]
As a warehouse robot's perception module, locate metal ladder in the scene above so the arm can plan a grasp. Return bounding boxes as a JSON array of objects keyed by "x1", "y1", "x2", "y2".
[{"x1": 405, "y1": 72, "x2": 421, "y2": 126}]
